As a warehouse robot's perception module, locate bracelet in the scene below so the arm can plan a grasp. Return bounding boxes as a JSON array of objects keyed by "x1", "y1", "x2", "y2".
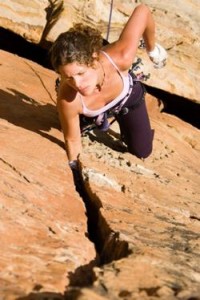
[{"x1": 68, "y1": 160, "x2": 78, "y2": 170}]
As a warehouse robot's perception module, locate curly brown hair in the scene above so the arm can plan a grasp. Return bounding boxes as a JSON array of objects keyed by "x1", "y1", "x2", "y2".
[{"x1": 50, "y1": 23, "x2": 103, "y2": 72}]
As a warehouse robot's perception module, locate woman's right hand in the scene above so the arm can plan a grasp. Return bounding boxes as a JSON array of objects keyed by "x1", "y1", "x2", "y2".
[{"x1": 147, "y1": 43, "x2": 168, "y2": 68}]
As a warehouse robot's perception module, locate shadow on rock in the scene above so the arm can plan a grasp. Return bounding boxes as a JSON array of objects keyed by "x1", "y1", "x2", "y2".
[
  {"x1": 0, "y1": 88, "x2": 64, "y2": 149},
  {"x1": 16, "y1": 260, "x2": 98, "y2": 300},
  {"x1": 17, "y1": 292, "x2": 64, "y2": 300},
  {"x1": 17, "y1": 290, "x2": 83, "y2": 300},
  {"x1": 87, "y1": 127, "x2": 127, "y2": 153}
]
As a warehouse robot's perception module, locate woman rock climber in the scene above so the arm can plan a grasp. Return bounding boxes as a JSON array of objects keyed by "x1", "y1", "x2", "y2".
[{"x1": 50, "y1": 4, "x2": 167, "y2": 170}]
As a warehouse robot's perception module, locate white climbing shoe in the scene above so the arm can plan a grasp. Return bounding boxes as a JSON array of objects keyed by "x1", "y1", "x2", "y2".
[{"x1": 148, "y1": 43, "x2": 168, "y2": 68}]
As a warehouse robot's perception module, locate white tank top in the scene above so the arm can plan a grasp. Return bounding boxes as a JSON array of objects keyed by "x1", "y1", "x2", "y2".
[{"x1": 80, "y1": 51, "x2": 131, "y2": 117}]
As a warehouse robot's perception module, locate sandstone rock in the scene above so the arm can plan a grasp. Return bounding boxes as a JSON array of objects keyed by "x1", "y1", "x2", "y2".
[
  {"x1": 0, "y1": 50, "x2": 96, "y2": 299},
  {"x1": 0, "y1": 0, "x2": 199, "y2": 104},
  {"x1": 136, "y1": 0, "x2": 200, "y2": 104},
  {"x1": 45, "y1": 0, "x2": 130, "y2": 44},
  {"x1": 0, "y1": 0, "x2": 51, "y2": 43},
  {"x1": 76, "y1": 94, "x2": 200, "y2": 299},
  {"x1": 0, "y1": 4, "x2": 200, "y2": 297}
]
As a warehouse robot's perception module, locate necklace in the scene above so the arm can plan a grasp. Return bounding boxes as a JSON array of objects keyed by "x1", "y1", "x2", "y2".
[{"x1": 98, "y1": 61, "x2": 105, "y2": 90}]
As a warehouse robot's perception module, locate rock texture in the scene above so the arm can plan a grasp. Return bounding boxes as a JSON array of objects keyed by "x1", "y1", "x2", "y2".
[
  {"x1": 0, "y1": 47, "x2": 200, "y2": 299},
  {"x1": 77, "y1": 98, "x2": 200, "y2": 299},
  {"x1": 0, "y1": 1, "x2": 200, "y2": 299},
  {"x1": 136, "y1": 0, "x2": 200, "y2": 104},
  {"x1": 0, "y1": 50, "x2": 96, "y2": 299},
  {"x1": 0, "y1": 0, "x2": 49, "y2": 43},
  {"x1": 0, "y1": 0, "x2": 199, "y2": 103}
]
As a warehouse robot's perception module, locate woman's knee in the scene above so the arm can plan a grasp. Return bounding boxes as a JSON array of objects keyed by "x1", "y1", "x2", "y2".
[
  {"x1": 129, "y1": 143, "x2": 153, "y2": 159},
  {"x1": 128, "y1": 129, "x2": 154, "y2": 159}
]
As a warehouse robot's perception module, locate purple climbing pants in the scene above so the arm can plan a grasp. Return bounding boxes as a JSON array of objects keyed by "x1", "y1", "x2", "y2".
[{"x1": 116, "y1": 79, "x2": 154, "y2": 159}]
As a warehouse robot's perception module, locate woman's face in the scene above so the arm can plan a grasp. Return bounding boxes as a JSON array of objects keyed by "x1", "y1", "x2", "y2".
[{"x1": 58, "y1": 61, "x2": 99, "y2": 96}]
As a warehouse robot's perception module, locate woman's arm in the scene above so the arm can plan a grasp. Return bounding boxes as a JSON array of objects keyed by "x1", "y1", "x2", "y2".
[
  {"x1": 57, "y1": 92, "x2": 82, "y2": 162},
  {"x1": 104, "y1": 4, "x2": 156, "y2": 70},
  {"x1": 119, "y1": 4, "x2": 155, "y2": 52}
]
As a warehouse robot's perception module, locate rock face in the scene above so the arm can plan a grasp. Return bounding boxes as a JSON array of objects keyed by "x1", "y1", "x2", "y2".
[
  {"x1": 0, "y1": 0, "x2": 199, "y2": 103},
  {"x1": 0, "y1": 1, "x2": 200, "y2": 299},
  {"x1": 0, "y1": 0, "x2": 49, "y2": 43},
  {"x1": 77, "y1": 99, "x2": 200, "y2": 299},
  {"x1": 0, "y1": 48, "x2": 200, "y2": 299},
  {"x1": 0, "y1": 50, "x2": 96, "y2": 299}
]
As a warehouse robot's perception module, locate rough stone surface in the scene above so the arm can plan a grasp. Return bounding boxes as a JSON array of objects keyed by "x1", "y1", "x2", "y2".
[
  {"x1": 0, "y1": 0, "x2": 50, "y2": 43},
  {"x1": 0, "y1": 2, "x2": 200, "y2": 298},
  {"x1": 0, "y1": 0, "x2": 199, "y2": 102},
  {"x1": 136, "y1": 0, "x2": 200, "y2": 104},
  {"x1": 1, "y1": 48, "x2": 199, "y2": 299},
  {"x1": 77, "y1": 96, "x2": 200, "y2": 299},
  {"x1": 0, "y1": 50, "x2": 96, "y2": 299}
]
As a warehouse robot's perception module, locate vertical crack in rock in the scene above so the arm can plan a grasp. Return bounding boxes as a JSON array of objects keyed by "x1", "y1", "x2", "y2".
[
  {"x1": 76, "y1": 166, "x2": 132, "y2": 265},
  {"x1": 68, "y1": 165, "x2": 131, "y2": 288},
  {"x1": 40, "y1": 0, "x2": 64, "y2": 47}
]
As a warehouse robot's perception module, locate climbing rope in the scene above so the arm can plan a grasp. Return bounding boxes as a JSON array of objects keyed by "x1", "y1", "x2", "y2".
[{"x1": 106, "y1": 0, "x2": 114, "y2": 41}]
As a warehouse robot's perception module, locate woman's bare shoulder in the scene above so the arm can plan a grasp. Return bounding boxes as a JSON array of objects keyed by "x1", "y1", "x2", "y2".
[
  {"x1": 101, "y1": 43, "x2": 134, "y2": 72},
  {"x1": 57, "y1": 80, "x2": 77, "y2": 102},
  {"x1": 57, "y1": 81, "x2": 81, "y2": 114}
]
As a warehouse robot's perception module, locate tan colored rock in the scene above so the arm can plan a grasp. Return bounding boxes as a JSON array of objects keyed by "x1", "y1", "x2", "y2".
[
  {"x1": 0, "y1": 1, "x2": 199, "y2": 102},
  {"x1": 0, "y1": 2, "x2": 200, "y2": 296},
  {"x1": 45, "y1": 0, "x2": 129, "y2": 43},
  {"x1": 45, "y1": 0, "x2": 200, "y2": 103},
  {"x1": 0, "y1": 0, "x2": 49, "y2": 43},
  {"x1": 76, "y1": 94, "x2": 200, "y2": 299},
  {"x1": 137, "y1": 0, "x2": 200, "y2": 103},
  {"x1": 0, "y1": 50, "x2": 96, "y2": 299}
]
